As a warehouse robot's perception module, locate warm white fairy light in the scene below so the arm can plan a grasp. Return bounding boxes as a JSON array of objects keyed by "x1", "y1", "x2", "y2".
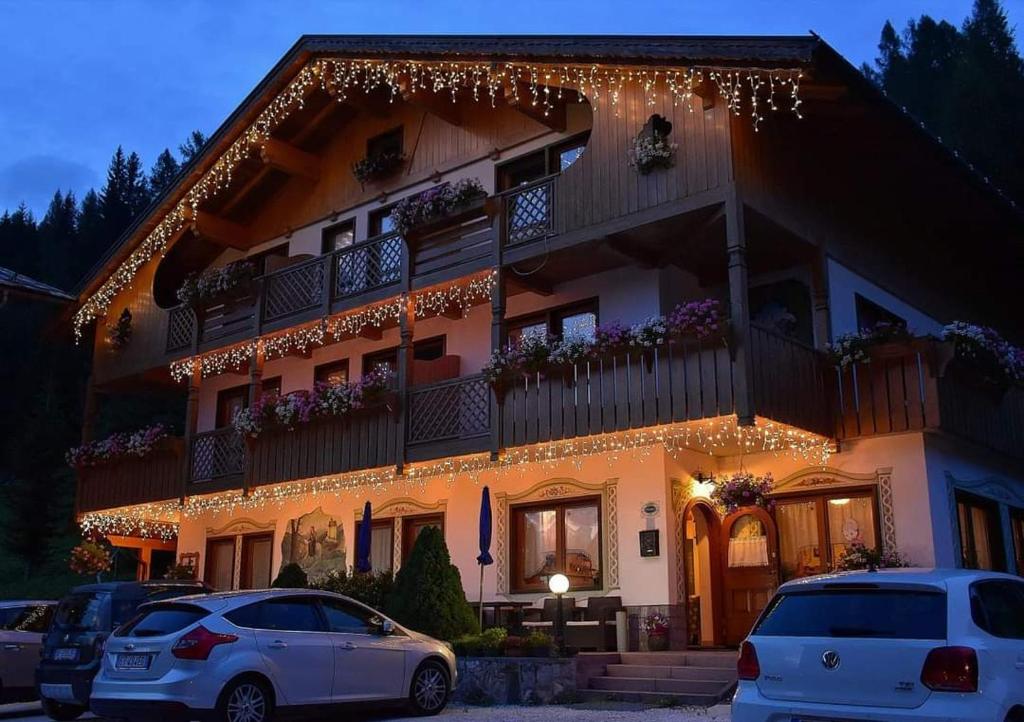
[
  {"x1": 169, "y1": 274, "x2": 497, "y2": 382},
  {"x1": 80, "y1": 414, "x2": 831, "y2": 533},
  {"x1": 73, "y1": 57, "x2": 803, "y2": 339},
  {"x1": 414, "y1": 270, "x2": 497, "y2": 319}
]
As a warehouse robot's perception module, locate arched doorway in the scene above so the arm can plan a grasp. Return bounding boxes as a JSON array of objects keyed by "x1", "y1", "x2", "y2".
[
  {"x1": 721, "y1": 507, "x2": 779, "y2": 645},
  {"x1": 682, "y1": 499, "x2": 724, "y2": 648}
]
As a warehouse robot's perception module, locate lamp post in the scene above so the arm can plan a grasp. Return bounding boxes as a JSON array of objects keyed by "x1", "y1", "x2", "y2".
[{"x1": 548, "y1": 573, "x2": 570, "y2": 656}]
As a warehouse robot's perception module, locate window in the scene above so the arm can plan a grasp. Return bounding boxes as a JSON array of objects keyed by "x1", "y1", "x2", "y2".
[
  {"x1": 412, "y1": 336, "x2": 445, "y2": 362},
  {"x1": 367, "y1": 127, "x2": 403, "y2": 161},
  {"x1": 957, "y1": 493, "x2": 1006, "y2": 571},
  {"x1": 240, "y1": 533, "x2": 274, "y2": 590},
  {"x1": 0, "y1": 604, "x2": 53, "y2": 633},
  {"x1": 854, "y1": 294, "x2": 907, "y2": 334},
  {"x1": 750, "y1": 279, "x2": 813, "y2": 345},
  {"x1": 507, "y1": 300, "x2": 598, "y2": 346},
  {"x1": 320, "y1": 597, "x2": 379, "y2": 634},
  {"x1": 216, "y1": 384, "x2": 248, "y2": 428},
  {"x1": 511, "y1": 498, "x2": 601, "y2": 593},
  {"x1": 727, "y1": 514, "x2": 769, "y2": 568},
  {"x1": 971, "y1": 580, "x2": 1024, "y2": 639},
  {"x1": 356, "y1": 518, "x2": 395, "y2": 573},
  {"x1": 402, "y1": 514, "x2": 444, "y2": 561},
  {"x1": 775, "y1": 491, "x2": 879, "y2": 581},
  {"x1": 314, "y1": 360, "x2": 349, "y2": 386},
  {"x1": 755, "y1": 590, "x2": 947, "y2": 639},
  {"x1": 118, "y1": 604, "x2": 207, "y2": 637},
  {"x1": 322, "y1": 220, "x2": 355, "y2": 254},
  {"x1": 205, "y1": 537, "x2": 236, "y2": 591},
  {"x1": 363, "y1": 339, "x2": 443, "y2": 377},
  {"x1": 262, "y1": 376, "x2": 282, "y2": 397},
  {"x1": 1012, "y1": 511, "x2": 1024, "y2": 575},
  {"x1": 226, "y1": 598, "x2": 323, "y2": 632},
  {"x1": 369, "y1": 207, "x2": 398, "y2": 238},
  {"x1": 248, "y1": 244, "x2": 289, "y2": 276},
  {"x1": 549, "y1": 133, "x2": 589, "y2": 172}
]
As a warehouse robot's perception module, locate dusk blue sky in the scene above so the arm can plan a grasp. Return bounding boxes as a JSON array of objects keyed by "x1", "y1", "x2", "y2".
[{"x1": 1, "y1": 0, "x2": 1021, "y2": 215}]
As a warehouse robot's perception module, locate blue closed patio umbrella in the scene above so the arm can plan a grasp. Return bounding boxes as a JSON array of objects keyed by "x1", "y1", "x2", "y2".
[
  {"x1": 476, "y1": 486, "x2": 493, "y2": 628},
  {"x1": 356, "y1": 501, "x2": 372, "y2": 573}
]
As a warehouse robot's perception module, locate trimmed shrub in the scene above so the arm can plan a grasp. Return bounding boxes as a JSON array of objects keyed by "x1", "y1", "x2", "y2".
[
  {"x1": 309, "y1": 568, "x2": 394, "y2": 610},
  {"x1": 385, "y1": 525, "x2": 478, "y2": 640},
  {"x1": 271, "y1": 562, "x2": 308, "y2": 589}
]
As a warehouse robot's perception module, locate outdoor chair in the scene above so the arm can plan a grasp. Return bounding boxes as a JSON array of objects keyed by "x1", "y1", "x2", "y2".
[
  {"x1": 564, "y1": 595, "x2": 625, "y2": 651},
  {"x1": 521, "y1": 597, "x2": 577, "y2": 633}
]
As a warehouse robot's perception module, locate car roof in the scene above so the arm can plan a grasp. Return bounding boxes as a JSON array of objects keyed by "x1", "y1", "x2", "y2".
[
  {"x1": 0, "y1": 600, "x2": 55, "y2": 607},
  {"x1": 69, "y1": 580, "x2": 209, "y2": 595},
  {"x1": 153, "y1": 588, "x2": 366, "y2": 611},
  {"x1": 777, "y1": 567, "x2": 1021, "y2": 592}
]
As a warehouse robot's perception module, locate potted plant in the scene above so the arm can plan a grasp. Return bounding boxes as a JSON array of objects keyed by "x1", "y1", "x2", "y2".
[
  {"x1": 176, "y1": 259, "x2": 257, "y2": 307},
  {"x1": 389, "y1": 178, "x2": 488, "y2": 239},
  {"x1": 628, "y1": 133, "x2": 676, "y2": 174},
  {"x1": 107, "y1": 308, "x2": 133, "y2": 350},
  {"x1": 352, "y1": 150, "x2": 405, "y2": 185},
  {"x1": 524, "y1": 630, "x2": 555, "y2": 658},
  {"x1": 941, "y1": 321, "x2": 1023, "y2": 393},
  {"x1": 641, "y1": 612, "x2": 670, "y2": 651},
  {"x1": 69, "y1": 540, "x2": 113, "y2": 582},
  {"x1": 835, "y1": 543, "x2": 910, "y2": 571}
]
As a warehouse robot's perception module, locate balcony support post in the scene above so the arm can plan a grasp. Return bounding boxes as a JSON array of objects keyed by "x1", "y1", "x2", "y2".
[
  {"x1": 726, "y1": 189, "x2": 755, "y2": 426},
  {"x1": 395, "y1": 297, "x2": 415, "y2": 476},
  {"x1": 490, "y1": 209, "x2": 507, "y2": 459},
  {"x1": 181, "y1": 360, "x2": 201, "y2": 502},
  {"x1": 244, "y1": 346, "x2": 265, "y2": 495},
  {"x1": 81, "y1": 372, "x2": 100, "y2": 443},
  {"x1": 810, "y1": 249, "x2": 832, "y2": 350}
]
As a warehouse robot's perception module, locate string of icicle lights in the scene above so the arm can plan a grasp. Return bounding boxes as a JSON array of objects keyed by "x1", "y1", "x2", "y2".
[
  {"x1": 169, "y1": 272, "x2": 496, "y2": 382},
  {"x1": 79, "y1": 415, "x2": 832, "y2": 540},
  {"x1": 73, "y1": 58, "x2": 803, "y2": 339}
]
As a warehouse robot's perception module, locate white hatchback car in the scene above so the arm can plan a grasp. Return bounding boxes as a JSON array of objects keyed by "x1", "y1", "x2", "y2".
[
  {"x1": 732, "y1": 568, "x2": 1024, "y2": 722},
  {"x1": 90, "y1": 589, "x2": 457, "y2": 722}
]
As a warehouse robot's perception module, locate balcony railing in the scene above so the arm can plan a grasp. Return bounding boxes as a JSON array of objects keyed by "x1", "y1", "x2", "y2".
[
  {"x1": 501, "y1": 175, "x2": 556, "y2": 246},
  {"x1": 832, "y1": 338, "x2": 1024, "y2": 459},
  {"x1": 407, "y1": 375, "x2": 491, "y2": 459},
  {"x1": 77, "y1": 438, "x2": 184, "y2": 512},
  {"x1": 190, "y1": 427, "x2": 245, "y2": 483}
]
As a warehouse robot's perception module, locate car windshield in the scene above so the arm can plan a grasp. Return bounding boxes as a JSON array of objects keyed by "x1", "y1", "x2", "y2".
[
  {"x1": 754, "y1": 588, "x2": 947, "y2": 639},
  {"x1": 54, "y1": 593, "x2": 107, "y2": 631}
]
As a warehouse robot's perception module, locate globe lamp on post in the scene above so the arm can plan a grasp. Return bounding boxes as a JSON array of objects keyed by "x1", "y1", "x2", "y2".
[{"x1": 548, "y1": 573, "x2": 570, "y2": 656}]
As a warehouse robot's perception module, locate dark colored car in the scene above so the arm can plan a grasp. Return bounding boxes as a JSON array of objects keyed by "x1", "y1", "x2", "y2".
[
  {"x1": 36, "y1": 580, "x2": 209, "y2": 721},
  {"x1": 0, "y1": 600, "x2": 56, "y2": 702}
]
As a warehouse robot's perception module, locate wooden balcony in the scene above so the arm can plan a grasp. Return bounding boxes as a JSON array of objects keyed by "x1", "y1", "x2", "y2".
[
  {"x1": 832, "y1": 339, "x2": 1024, "y2": 459},
  {"x1": 77, "y1": 438, "x2": 184, "y2": 513}
]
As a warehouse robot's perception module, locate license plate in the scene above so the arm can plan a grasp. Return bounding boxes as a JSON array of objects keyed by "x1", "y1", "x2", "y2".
[
  {"x1": 115, "y1": 653, "x2": 151, "y2": 670},
  {"x1": 53, "y1": 647, "x2": 79, "y2": 662}
]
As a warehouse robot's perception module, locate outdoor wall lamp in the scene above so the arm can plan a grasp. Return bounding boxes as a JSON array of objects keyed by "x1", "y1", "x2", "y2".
[{"x1": 549, "y1": 573, "x2": 570, "y2": 656}]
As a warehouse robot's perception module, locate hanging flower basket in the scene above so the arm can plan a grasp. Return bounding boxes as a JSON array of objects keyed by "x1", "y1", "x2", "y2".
[
  {"x1": 70, "y1": 540, "x2": 112, "y2": 580},
  {"x1": 940, "y1": 321, "x2": 1023, "y2": 392},
  {"x1": 710, "y1": 471, "x2": 775, "y2": 514},
  {"x1": 106, "y1": 308, "x2": 133, "y2": 350},
  {"x1": 628, "y1": 133, "x2": 676, "y2": 174}
]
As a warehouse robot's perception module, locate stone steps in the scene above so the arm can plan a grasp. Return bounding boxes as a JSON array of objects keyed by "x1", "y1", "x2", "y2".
[{"x1": 582, "y1": 651, "x2": 738, "y2": 707}]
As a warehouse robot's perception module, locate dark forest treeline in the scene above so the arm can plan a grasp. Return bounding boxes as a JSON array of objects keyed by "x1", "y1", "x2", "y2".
[{"x1": 0, "y1": 132, "x2": 205, "y2": 594}]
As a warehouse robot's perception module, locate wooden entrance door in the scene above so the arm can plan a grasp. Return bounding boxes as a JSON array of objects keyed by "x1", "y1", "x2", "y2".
[{"x1": 721, "y1": 507, "x2": 779, "y2": 645}]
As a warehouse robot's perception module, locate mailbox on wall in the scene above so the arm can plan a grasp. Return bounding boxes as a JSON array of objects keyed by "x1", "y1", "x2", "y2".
[{"x1": 639, "y1": 529, "x2": 660, "y2": 557}]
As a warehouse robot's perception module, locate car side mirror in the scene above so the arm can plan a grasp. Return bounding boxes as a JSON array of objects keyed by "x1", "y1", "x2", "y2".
[{"x1": 379, "y1": 619, "x2": 395, "y2": 636}]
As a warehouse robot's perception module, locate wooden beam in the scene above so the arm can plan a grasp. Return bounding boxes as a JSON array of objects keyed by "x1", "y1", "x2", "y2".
[
  {"x1": 182, "y1": 207, "x2": 253, "y2": 250},
  {"x1": 328, "y1": 85, "x2": 390, "y2": 117},
  {"x1": 398, "y1": 81, "x2": 463, "y2": 126},
  {"x1": 260, "y1": 138, "x2": 320, "y2": 181},
  {"x1": 606, "y1": 235, "x2": 663, "y2": 268},
  {"x1": 220, "y1": 166, "x2": 273, "y2": 217},
  {"x1": 358, "y1": 325, "x2": 383, "y2": 341},
  {"x1": 507, "y1": 274, "x2": 553, "y2": 297},
  {"x1": 502, "y1": 82, "x2": 566, "y2": 132}
]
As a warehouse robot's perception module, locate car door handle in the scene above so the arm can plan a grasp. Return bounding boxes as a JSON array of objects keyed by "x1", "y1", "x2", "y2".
[
  {"x1": 267, "y1": 640, "x2": 288, "y2": 649},
  {"x1": 341, "y1": 641, "x2": 357, "y2": 651},
  {"x1": 3, "y1": 644, "x2": 21, "y2": 651}
]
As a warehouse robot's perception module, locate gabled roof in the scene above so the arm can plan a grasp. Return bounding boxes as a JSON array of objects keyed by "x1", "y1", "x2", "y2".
[
  {"x1": 73, "y1": 33, "x2": 1023, "y2": 320},
  {"x1": 0, "y1": 266, "x2": 73, "y2": 303}
]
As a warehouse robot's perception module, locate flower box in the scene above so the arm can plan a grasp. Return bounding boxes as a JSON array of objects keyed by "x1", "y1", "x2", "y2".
[
  {"x1": 389, "y1": 178, "x2": 488, "y2": 239},
  {"x1": 403, "y1": 195, "x2": 491, "y2": 241}
]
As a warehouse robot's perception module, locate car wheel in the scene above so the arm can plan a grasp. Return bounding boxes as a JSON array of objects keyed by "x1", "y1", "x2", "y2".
[
  {"x1": 219, "y1": 678, "x2": 273, "y2": 722},
  {"x1": 409, "y1": 661, "x2": 449, "y2": 716},
  {"x1": 40, "y1": 698, "x2": 86, "y2": 721}
]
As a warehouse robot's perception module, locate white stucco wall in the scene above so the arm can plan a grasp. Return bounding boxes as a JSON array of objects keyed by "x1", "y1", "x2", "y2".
[{"x1": 827, "y1": 257, "x2": 943, "y2": 339}]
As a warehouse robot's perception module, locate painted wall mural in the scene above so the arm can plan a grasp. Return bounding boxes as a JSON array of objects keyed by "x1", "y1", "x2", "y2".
[{"x1": 281, "y1": 507, "x2": 346, "y2": 577}]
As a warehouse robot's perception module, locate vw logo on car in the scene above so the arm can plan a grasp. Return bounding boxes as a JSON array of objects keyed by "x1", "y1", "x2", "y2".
[{"x1": 821, "y1": 650, "x2": 841, "y2": 670}]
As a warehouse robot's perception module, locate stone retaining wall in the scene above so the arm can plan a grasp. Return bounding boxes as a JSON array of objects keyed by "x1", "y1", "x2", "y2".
[{"x1": 453, "y1": 657, "x2": 577, "y2": 705}]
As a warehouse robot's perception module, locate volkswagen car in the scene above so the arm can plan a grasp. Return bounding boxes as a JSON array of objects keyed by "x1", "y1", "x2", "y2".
[
  {"x1": 90, "y1": 589, "x2": 457, "y2": 722},
  {"x1": 732, "y1": 568, "x2": 1024, "y2": 722}
]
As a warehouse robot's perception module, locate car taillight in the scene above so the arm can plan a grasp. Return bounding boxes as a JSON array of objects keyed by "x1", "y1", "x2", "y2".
[
  {"x1": 737, "y1": 640, "x2": 761, "y2": 681},
  {"x1": 172, "y1": 625, "x2": 238, "y2": 661},
  {"x1": 921, "y1": 646, "x2": 978, "y2": 693}
]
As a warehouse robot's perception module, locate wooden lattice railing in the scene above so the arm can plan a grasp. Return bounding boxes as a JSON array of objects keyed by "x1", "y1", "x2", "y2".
[
  {"x1": 502, "y1": 175, "x2": 556, "y2": 246},
  {"x1": 262, "y1": 257, "x2": 325, "y2": 323},
  {"x1": 190, "y1": 427, "x2": 245, "y2": 483},
  {"x1": 334, "y1": 234, "x2": 402, "y2": 299},
  {"x1": 407, "y1": 374, "x2": 491, "y2": 445},
  {"x1": 165, "y1": 305, "x2": 196, "y2": 354}
]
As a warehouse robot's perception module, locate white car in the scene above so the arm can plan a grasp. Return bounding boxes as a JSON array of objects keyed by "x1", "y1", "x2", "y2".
[
  {"x1": 732, "y1": 568, "x2": 1024, "y2": 722},
  {"x1": 90, "y1": 589, "x2": 457, "y2": 722}
]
